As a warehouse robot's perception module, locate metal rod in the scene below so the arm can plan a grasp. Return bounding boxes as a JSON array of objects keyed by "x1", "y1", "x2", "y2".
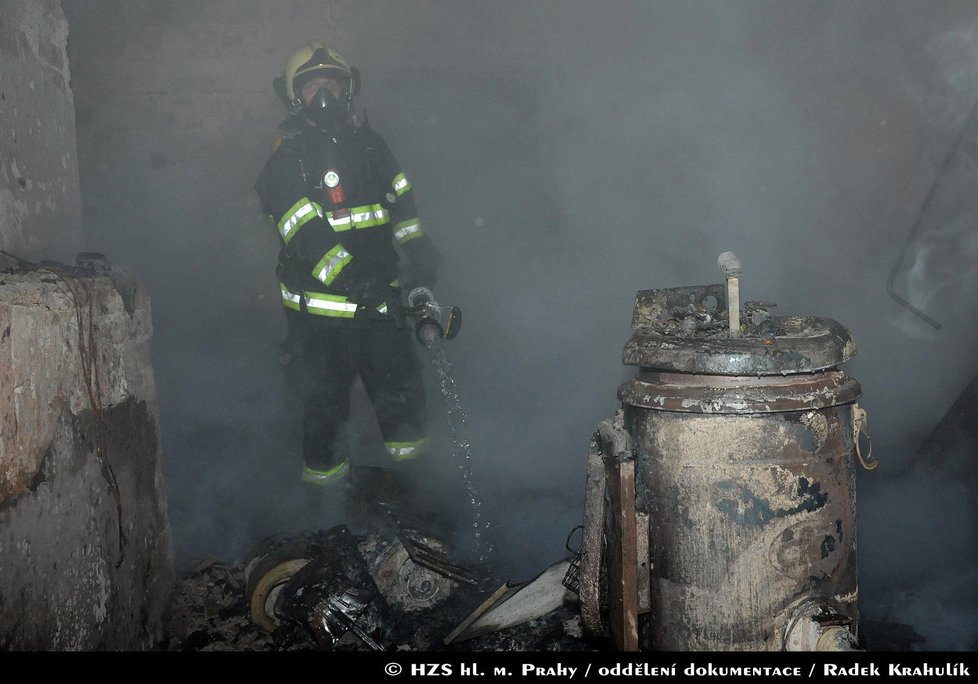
[
  {"x1": 717, "y1": 252, "x2": 743, "y2": 338},
  {"x1": 727, "y1": 276, "x2": 741, "y2": 337}
]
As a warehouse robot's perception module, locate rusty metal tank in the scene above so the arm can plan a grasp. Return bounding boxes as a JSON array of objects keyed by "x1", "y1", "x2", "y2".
[{"x1": 618, "y1": 274, "x2": 864, "y2": 651}]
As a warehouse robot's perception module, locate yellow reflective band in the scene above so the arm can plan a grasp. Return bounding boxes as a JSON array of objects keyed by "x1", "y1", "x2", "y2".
[
  {"x1": 280, "y1": 283, "x2": 302, "y2": 311},
  {"x1": 313, "y1": 244, "x2": 352, "y2": 286},
  {"x1": 351, "y1": 206, "x2": 390, "y2": 226},
  {"x1": 385, "y1": 437, "x2": 430, "y2": 462},
  {"x1": 301, "y1": 461, "x2": 350, "y2": 485},
  {"x1": 304, "y1": 292, "x2": 358, "y2": 318},
  {"x1": 326, "y1": 204, "x2": 390, "y2": 232},
  {"x1": 393, "y1": 220, "x2": 423, "y2": 244},
  {"x1": 278, "y1": 197, "x2": 321, "y2": 244},
  {"x1": 392, "y1": 173, "x2": 412, "y2": 196},
  {"x1": 282, "y1": 284, "x2": 361, "y2": 318},
  {"x1": 326, "y1": 212, "x2": 352, "y2": 231}
]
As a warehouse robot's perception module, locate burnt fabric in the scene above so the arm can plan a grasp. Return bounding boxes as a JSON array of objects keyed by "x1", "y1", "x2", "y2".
[{"x1": 256, "y1": 116, "x2": 441, "y2": 472}]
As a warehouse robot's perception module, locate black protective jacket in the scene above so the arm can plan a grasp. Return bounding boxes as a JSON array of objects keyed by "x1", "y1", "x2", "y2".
[{"x1": 255, "y1": 117, "x2": 442, "y2": 326}]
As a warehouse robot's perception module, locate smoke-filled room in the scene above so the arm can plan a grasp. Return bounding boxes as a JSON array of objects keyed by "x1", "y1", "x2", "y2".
[{"x1": 1, "y1": 0, "x2": 976, "y2": 668}]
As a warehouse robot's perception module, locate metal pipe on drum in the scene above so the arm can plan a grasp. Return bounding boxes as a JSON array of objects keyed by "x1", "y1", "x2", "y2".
[{"x1": 717, "y1": 251, "x2": 742, "y2": 338}]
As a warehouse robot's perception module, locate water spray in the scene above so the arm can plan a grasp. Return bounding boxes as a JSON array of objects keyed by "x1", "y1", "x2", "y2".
[{"x1": 405, "y1": 288, "x2": 493, "y2": 562}]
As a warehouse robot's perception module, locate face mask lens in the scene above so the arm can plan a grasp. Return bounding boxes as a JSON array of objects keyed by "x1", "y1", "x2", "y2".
[{"x1": 305, "y1": 86, "x2": 344, "y2": 126}]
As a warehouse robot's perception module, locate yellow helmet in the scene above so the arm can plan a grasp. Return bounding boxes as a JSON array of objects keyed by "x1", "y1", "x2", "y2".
[{"x1": 283, "y1": 42, "x2": 354, "y2": 104}]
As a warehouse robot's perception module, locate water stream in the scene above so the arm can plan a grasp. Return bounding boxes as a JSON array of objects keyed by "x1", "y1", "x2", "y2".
[{"x1": 424, "y1": 338, "x2": 494, "y2": 563}]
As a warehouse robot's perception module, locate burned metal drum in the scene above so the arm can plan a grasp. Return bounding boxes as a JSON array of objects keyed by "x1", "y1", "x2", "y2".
[{"x1": 619, "y1": 287, "x2": 861, "y2": 651}]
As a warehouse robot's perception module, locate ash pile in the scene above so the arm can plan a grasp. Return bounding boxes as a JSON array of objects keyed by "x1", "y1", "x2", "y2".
[
  {"x1": 160, "y1": 515, "x2": 594, "y2": 652},
  {"x1": 636, "y1": 285, "x2": 779, "y2": 339}
]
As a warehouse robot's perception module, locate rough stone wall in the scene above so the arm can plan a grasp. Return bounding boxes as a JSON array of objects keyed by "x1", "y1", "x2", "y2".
[
  {"x1": 0, "y1": 0, "x2": 171, "y2": 650},
  {"x1": 0, "y1": 267, "x2": 172, "y2": 650},
  {"x1": 0, "y1": 0, "x2": 82, "y2": 262}
]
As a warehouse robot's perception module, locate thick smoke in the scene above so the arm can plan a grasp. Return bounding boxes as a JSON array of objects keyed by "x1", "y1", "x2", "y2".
[{"x1": 64, "y1": 1, "x2": 977, "y2": 650}]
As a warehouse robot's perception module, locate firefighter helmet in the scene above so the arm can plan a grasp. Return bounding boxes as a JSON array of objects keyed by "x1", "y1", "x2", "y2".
[{"x1": 283, "y1": 42, "x2": 356, "y2": 106}]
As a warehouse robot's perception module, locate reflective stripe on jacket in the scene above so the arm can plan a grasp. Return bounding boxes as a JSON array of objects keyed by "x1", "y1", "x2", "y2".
[{"x1": 256, "y1": 119, "x2": 442, "y2": 322}]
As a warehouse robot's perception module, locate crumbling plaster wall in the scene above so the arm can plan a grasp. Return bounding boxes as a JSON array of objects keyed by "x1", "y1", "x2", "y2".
[
  {"x1": 0, "y1": 0, "x2": 82, "y2": 261},
  {"x1": 0, "y1": 270, "x2": 172, "y2": 650},
  {"x1": 0, "y1": 0, "x2": 172, "y2": 650}
]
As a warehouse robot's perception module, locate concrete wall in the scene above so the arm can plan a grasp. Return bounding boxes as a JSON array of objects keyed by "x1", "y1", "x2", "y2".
[
  {"x1": 0, "y1": 267, "x2": 173, "y2": 650},
  {"x1": 0, "y1": 0, "x2": 172, "y2": 650},
  {"x1": 0, "y1": 0, "x2": 82, "y2": 262}
]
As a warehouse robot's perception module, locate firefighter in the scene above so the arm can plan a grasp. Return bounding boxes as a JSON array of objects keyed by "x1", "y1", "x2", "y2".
[{"x1": 255, "y1": 43, "x2": 443, "y2": 491}]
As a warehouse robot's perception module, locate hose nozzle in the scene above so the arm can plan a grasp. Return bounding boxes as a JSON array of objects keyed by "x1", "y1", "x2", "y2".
[
  {"x1": 408, "y1": 286, "x2": 435, "y2": 310},
  {"x1": 406, "y1": 286, "x2": 461, "y2": 347}
]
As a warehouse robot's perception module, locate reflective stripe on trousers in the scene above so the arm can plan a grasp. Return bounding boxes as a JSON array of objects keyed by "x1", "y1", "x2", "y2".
[
  {"x1": 385, "y1": 437, "x2": 430, "y2": 462},
  {"x1": 301, "y1": 461, "x2": 350, "y2": 485}
]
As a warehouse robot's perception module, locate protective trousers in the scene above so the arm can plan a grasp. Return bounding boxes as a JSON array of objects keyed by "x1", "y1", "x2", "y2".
[{"x1": 286, "y1": 316, "x2": 428, "y2": 479}]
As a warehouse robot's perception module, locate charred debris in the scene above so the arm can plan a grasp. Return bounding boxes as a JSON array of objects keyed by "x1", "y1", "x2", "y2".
[{"x1": 159, "y1": 489, "x2": 594, "y2": 653}]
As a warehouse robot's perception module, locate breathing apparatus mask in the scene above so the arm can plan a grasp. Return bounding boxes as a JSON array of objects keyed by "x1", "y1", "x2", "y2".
[
  {"x1": 276, "y1": 43, "x2": 362, "y2": 129},
  {"x1": 302, "y1": 80, "x2": 350, "y2": 129}
]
